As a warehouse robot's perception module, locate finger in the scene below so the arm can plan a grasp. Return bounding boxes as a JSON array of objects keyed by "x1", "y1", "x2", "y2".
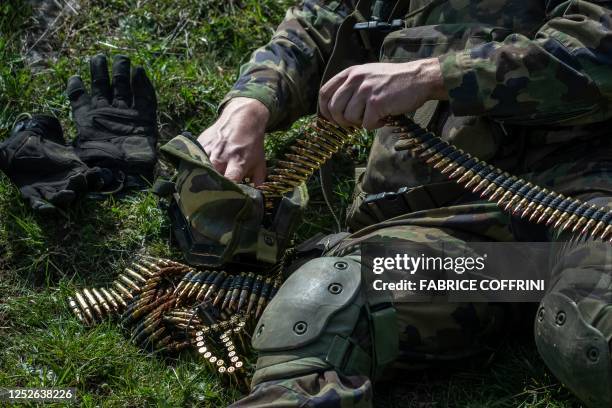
[
  {"x1": 328, "y1": 82, "x2": 357, "y2": 127},
  {"x1": 28, "y1": 195, "x2": 56, "y2": 213},
  {"x1": 89, "y1": 54, "x2": 111, "y2": 104},
  {"x1": 362, "y1": 103, "x2": 384, "y2": 131},
  {"x1": 111, "y1": 55, "x2": 132, "y2": 109},
  {"x1": 343, "y1": 92, "x2": 366, "y2": 127},
  {"x1": 66, "y1": 75, "x2": 91, "y2": 112},
  {"x1": 208, "y1": 154, "x2": 228, "y2": 175},
  {"x1": 318, "y1": 70, "x2": 349, "y2": 120},
  {"x1": 224, "y1": 161, "x2": 246, "y2": 183},
  {"x1": 131, "y1": 66, "x2": 157, "y2": 117},
  {"x1": 319, "y1": 67, "x2": 350, "y2": 96},
  {"x1": 252, "y1": 161, "x2": 267, "y2": 186}
]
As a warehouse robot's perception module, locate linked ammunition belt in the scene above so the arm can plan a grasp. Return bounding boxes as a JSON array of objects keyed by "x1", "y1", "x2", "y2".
[
  {"x1": 259, "y1": 118, "x2": 356, "y2": 199},
  {"x1": 68, "y1": 257, "x2": 283, "y2": 388},
  {"x1": 267, "y1": 115, "x2": 612, "y2": 239},
  {"x1": 389, "y1": 116, "x2": 612, "y2": 240}
]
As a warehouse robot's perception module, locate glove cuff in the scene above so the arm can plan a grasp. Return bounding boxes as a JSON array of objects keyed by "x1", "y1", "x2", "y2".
[{"x1": 11, "y1": 114, "x2": 65, "y2": 145}]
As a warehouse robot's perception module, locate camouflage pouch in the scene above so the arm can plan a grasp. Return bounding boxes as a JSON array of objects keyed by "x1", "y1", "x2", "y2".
[{"x1": 157, "y1": 133, "x2": 307, "y2": 268}]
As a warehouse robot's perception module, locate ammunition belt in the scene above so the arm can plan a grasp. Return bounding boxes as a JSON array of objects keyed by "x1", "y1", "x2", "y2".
[
  {"x1": 272, "y1": 116, "x2": 612, "y2": 239},
  {"x1": 259, "y1": 118, "x2": 356, "y2": 201},
  {"x1": 68, "y1": 118, "x2": 353, "y2": 387},
  {"x1": 68, "y1": 256, "x2": 284, "y2": 388},
  {"x1": 387, "y1": 116, "x2": 612, "y2": 240}
]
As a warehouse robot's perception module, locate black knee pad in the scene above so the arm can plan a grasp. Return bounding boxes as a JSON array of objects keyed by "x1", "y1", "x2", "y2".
[{"x1": 535, "y1": 292, "x2": 611, "y2": 407}]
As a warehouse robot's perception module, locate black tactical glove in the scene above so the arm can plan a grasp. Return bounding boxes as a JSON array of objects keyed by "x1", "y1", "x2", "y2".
[
  {"x1": 66, "y1": 54, "x2": 158, "y2": 187},
  {"x1": 0, "y1": 115, "x2": 111, "y2": 212}
]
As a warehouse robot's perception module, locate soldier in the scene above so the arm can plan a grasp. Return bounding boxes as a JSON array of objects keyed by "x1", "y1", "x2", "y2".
[{"x1": 196, "y1": 1, "x2": 612, "y2": 407}]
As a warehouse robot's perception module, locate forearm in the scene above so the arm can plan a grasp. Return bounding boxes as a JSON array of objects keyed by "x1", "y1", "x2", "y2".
[{"x1": 220, "y1": 0, "x2": 352, "y2": 130}]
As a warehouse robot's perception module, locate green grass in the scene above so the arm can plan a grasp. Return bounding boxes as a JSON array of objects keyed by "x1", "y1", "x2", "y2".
[{"x1": 0, "y1": 1, "x2": 581, "y2": 406}]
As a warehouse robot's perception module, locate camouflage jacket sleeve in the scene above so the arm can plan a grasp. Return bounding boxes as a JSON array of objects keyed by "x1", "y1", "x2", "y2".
[
  {"x1": 440, "y1": 0, "x2": 612, "y2": 126},
  {"x1": 219, "y1": 1, "x2": 353, "y2": 130}
]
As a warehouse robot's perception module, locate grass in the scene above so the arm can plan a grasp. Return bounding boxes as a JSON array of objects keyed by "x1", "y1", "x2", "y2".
[{"x1": 0, "y1": 1, "x2": 581, "y2": 406}]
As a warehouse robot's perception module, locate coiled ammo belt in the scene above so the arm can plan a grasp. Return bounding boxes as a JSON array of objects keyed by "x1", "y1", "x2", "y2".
[
  {"x1": 66, "y1": 118, "x2": 357, "y2": 387},
  {"x1": 68, "y1": 256, "x2": 286, "y2": 388}
]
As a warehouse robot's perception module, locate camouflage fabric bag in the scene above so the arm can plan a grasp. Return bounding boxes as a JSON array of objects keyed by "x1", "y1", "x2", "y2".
[{"x1": 157, "y1": 133, "x2": 307, "y2": 268}]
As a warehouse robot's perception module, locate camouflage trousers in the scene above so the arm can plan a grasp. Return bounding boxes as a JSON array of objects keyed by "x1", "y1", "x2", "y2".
[{"x1": 230, "y1": 127, "x2": 612, "y2": 408}]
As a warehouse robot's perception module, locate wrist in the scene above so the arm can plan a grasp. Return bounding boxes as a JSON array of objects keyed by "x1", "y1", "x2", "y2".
[
  {"x1": 415, "y1": 58, "x2": 448, "y2": 101},
  {"x1": 220, "y1": 97, "x2": 270, "y2": 129}
]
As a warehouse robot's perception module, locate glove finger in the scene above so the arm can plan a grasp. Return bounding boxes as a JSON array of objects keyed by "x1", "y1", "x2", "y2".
[
  {"x1": 67, "y1": 76, "x2": 91, "y2": 112},
  {"x1": 111, "y1": 55, "x2": 132, "y2": 109},
  {"x1": 19, "y1": 186, "x2": 52, "y2": 212},
  {"x1": 90, "y1": 54, "x2": 112, "y2": 105},
  {"x1": 30, "y1": 197, "x2": 57, "y2": 214},
  {"x1": 41, "y1": 185, "x2": 77, "y2": 207},
  {"x1": 132, "y1": 66, "x2": 157, "y2": 117}
]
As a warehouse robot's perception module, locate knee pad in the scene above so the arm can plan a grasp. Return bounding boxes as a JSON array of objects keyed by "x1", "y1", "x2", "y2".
[
  {"x1": 535, "y1": 292, "x2": 611, "y2": 408},
  {"x1": 251, "y1": 257, "x2": 398, "y2": 386}
]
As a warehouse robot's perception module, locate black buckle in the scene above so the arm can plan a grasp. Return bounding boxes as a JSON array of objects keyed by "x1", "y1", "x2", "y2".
[
  {"x1": 353, "y1": 19, "x2": 403, "y2": 32},
  {"x1": 360, "y1": 187, "x2": 411, "y2": 221}
]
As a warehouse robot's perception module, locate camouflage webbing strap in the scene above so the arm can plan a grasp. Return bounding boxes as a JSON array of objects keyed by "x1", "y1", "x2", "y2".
[{"x1": 389, "y1": 116, "x2": 612, "y2": 240}]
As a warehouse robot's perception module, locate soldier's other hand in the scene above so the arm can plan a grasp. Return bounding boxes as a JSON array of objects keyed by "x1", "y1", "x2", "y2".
[
  {"x1": 318, "y1": 58, "x2": 447, "y2": 130},
  {"x1": 197, "y1": 97, "x2": 269, "y2": 186}
]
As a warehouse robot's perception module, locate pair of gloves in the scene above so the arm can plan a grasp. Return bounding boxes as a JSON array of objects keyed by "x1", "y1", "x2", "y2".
[{"x1": 0, "y1": 54, "x2": 158, "y2": 212}]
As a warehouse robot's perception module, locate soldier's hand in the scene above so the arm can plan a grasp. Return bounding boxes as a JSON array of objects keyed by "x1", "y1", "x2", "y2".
[
  {"x1": 318, "y1": 58, "x2": 447, "y2": 130},
  {"x1": 197, "y1": 97, "x2": 269, "y2": 185}
]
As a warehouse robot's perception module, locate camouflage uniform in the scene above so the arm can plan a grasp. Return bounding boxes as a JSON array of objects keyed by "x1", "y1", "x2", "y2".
[{"x1": 218, "y1": 0, "x2": 612, "y2": 406}]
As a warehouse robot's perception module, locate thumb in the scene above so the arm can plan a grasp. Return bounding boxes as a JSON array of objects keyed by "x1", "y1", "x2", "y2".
[
  {"x1": 66, "y1": 75, "x2": 91, "y2": 113},
  {"x1": 23, "y1": 186, "x2": 56, "y2": 213},
  {"x1": 41, "y1": 185, "x2": 76, "y2": 207},
  {"x1": 224, "y1": 161, "x2": 246, "y2": 183}
]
